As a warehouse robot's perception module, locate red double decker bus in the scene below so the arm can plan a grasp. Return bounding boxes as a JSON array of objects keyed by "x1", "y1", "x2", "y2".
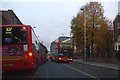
[
  {"x1": 50, "y1": 36, "x2": 74, "y2": 62},
  {"x1": 0, "y1": 25, "x2": 47, "y2": 70}
]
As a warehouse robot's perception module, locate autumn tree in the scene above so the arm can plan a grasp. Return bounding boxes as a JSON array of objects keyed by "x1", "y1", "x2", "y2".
[
  {"x1": 71, "y1": 2, "x2": 114, "y2": 58},
  {"x1": 71, "y1": 14, "x2": 84, "y2": 54},
  {"x1": 94, "y1": 20, "x2": 114, "y2": 58}
]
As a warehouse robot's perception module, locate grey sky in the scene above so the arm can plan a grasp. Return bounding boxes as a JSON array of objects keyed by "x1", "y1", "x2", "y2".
[{"x1": 1, "y1": 0, "x2": 119, "y2": 50}]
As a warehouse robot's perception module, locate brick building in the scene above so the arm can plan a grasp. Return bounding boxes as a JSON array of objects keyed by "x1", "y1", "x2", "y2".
[
  {"x1": 114, "y1": 1, "x2": 120, "y2": 51},
  {"x1": 0, "y1": 9, "x2": 22, "y2": 25}
]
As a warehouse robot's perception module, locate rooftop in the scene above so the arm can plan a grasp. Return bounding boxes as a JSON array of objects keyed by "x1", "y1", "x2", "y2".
[{"x1": 0, "y1": 9, "x2": 22, "y2": 25}]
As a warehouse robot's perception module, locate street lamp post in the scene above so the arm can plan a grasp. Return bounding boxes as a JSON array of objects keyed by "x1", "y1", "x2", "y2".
[
  {"x1": 91, "y1": 5, "x2": 95, "y2": 58},
  {"x1": 81, "y1": 7, "x2": 86, "y2": 60}
]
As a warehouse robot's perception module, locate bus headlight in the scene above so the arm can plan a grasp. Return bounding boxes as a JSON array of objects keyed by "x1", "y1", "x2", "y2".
[{"x1": 59, "y1": 58, "x2": 62, "y2": 60}]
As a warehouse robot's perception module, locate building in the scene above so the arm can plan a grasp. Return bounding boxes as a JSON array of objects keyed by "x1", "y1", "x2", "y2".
[
  {"x1": 0, "y1": 9, "x2": 22, "y2": 25},
  {"x1": 114, "y1": 1, "x2": 120, "y2": 51}
]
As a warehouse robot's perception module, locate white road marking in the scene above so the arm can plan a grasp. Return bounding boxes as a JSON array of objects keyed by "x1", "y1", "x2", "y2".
[{"x1": 63, "y1": 64, "x2": 96, "y2": 78}]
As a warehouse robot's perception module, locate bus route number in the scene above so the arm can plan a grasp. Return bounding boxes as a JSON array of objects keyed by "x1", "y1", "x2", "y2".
[{"x1": 6, "y1": 27, "x2": 12, "y2": 32}]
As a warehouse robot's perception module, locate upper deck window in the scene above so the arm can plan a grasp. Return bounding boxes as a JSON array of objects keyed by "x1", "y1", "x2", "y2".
[
  {"x1": 59, "y1": 37, "x2": 73, "y2": 49},
  {"x1": 60, "y1": 37, "x2": 72, "y2": 44}
]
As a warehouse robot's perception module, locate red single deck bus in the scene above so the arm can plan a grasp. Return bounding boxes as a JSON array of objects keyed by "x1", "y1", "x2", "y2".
[
  {"x1": 0, "y1": 25, "x2": 47, "y2": 70},
  {"x1": 50, "y1": 36, "x2": 74, "y2": 62}
]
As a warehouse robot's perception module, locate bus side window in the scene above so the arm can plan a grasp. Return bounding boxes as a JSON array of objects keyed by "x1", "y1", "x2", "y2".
[
  {"x1": 32, "y1": 43, "x2": 35, "y2": 48},
  {"x1": 35, "y1": 41, "x2": 37, "y2": 44},
  {"x1": 38, "y1": 51, "x2": 39, "y2": 54}
]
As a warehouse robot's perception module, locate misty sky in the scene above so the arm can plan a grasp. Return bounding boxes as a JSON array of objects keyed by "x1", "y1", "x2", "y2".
[{"x1": 1, "y1": 0, "x2": 119, "y2": 50}]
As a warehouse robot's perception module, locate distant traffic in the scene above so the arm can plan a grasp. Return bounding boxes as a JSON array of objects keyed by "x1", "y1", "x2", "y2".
[{"x1": 50, "y1": 36, "x2": 74, "y2": 62}]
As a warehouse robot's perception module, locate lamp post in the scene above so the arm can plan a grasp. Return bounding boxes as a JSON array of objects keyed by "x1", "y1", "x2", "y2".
[
  {"x1": 81, "y1": 7, "x2": 86, "y2": 60},
  {"x1": 91, "y1": 4, "x2": 95, "y2": 58}
]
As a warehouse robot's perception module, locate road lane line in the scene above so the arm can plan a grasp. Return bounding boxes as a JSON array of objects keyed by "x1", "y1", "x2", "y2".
[{"x1": 63, "y1": 64, "x2": 96, "y2": 78}]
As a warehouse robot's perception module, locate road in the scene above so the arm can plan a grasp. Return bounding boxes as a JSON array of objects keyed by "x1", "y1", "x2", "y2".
[{"x1": 2, "y1": 61, "x2": 119, "y2": 79}]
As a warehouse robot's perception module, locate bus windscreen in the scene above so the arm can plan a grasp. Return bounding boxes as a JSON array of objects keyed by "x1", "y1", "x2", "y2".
[
  {"x1": 58, "y1": 49, "x2": 73, "y2": 56},
  {"x1": 2, "y1": 26, "x2": 27, "y2": 45}
]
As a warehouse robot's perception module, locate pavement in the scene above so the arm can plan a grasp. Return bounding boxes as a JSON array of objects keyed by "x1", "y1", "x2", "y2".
[
  {"x1": 0, "y1": 70, "x2": 2, "y2": 80},
  {"x1": 74, "y1": 59, "x2": 119, "y2": 70}
]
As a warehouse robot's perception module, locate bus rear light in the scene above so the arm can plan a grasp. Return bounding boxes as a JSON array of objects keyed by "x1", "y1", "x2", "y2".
[
  {"x1": 22, "y1": 26, "x2": 26, "y2": 30},
  {"x1": 68, "y1": 58, "x2": 72, "y2": 60},
  {"x1": 29, "y1": 52, "x2": 32, "y2": 57}
]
